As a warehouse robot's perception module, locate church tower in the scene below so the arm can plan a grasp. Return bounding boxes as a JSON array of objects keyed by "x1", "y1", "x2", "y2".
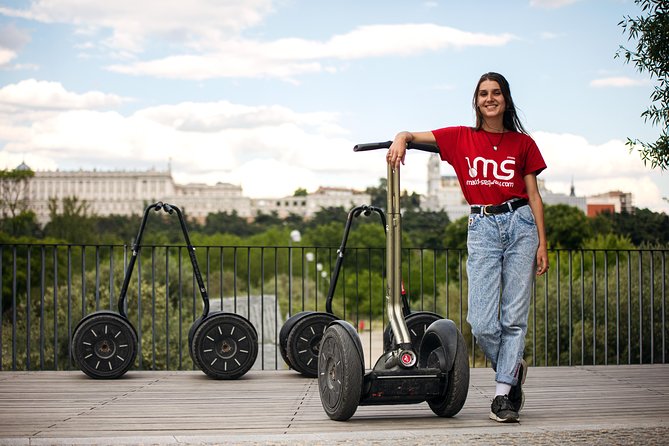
[{"x1": 427, "y1": 154, "x2": 441, "y2": 197}]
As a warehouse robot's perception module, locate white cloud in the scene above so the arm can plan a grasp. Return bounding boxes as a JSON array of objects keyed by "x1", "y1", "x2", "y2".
[
  {"x1": 0, "y1": 0, "x2": 274, "y2": 53},
  {"x1": 0, "y1": 23, "x2": 31, "y2": 66},
  {"x1": 0, "y1": 81, "x2": 365, "y2": 198},
  {"x1": 109, "y1": 24, "x2": 515, "y2": 80},
  {"x1": 0, "y1": 79, "x2": 129, "y2": 110},
  {"x1": 590, "y1": 76, "x2": 652, "y2": 88},
  {"x1": 533, "y1": 131, "x2": 668, "y2": 213},
  {"x1": 0, "y1": 48, "x2": 17, "y2": 66},
  {"x1": 2, "y1": 2, "x2": 515, "y2": 81},
  {"x1": 1, "y1": 1, "x2": 515, "y2": 81}
]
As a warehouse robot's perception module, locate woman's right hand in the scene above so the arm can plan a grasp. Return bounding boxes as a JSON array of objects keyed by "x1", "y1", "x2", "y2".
[
  {"x1": 386, "y1": 132, "x2": 410, "y2": 169},
  {"x1": 386, "y1": 131, "x2": 437, "y2": 169}
]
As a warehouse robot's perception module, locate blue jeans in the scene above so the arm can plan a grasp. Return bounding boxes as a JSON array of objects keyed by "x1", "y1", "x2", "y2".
[{"x1": 466, "y1": 204, "x2": 538, "y2": 386}]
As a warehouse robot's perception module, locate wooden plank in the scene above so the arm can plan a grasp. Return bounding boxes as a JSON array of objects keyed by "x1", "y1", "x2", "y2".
[{"x1": 0, "y1": 366, "x2": 666, "y2": 443}]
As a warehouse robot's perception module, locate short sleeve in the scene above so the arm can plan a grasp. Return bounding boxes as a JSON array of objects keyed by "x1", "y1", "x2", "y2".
[{"x1": 523, "y1": 136, "x2": 547, "y2": 177}]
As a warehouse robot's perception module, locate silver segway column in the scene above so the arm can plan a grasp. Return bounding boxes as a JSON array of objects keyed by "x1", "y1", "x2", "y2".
[{"x1": 385, "y1": 161, "x2": 417, "y2": 368}]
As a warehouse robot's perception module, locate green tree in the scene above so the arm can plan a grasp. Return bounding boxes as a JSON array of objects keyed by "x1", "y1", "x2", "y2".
[
  {"x1": 283, "y1": 212, "x2": 304, "y2": 229},
  {"x1": 588, "y1": 211, "x2": 616, "y2": 237},
  {"x1": 400, "y1": 190, "x2": 421, "y2": 212},
  {"x1": 0, "y1": 168, "x2": 35, "y2": 236},
  {"x1": 365, "y1": 178, "x2": 387, "y2": 209},
  {"x1": 293, "y1": 188, "x2": 308, "y2": 196},
  {"x1": 43, "y1": 197, "x2": 97, "y2": 243},
  {"x1": 204, "y1": 211, "x2": 257, "y2": 237},
  {"x1": 617, "y1": 0, "x2": 669, "y2": 169},
  {"x1": 611, "y1": 208, "x2": 669, "y2": 246},
  {"x1": 443, "y1": 215, "x2": 468, "y2": 250},
  {"x1": 305, "y1": 221, "x2": 353, "y2": 248},
  {"x1": 92, "y1": 214, "x2": 140, "y2": 244},
  {"x1": 306, "y1": 206, "x2": 348, "y2": 230},
  {"x1": 544, "y1": 204, "x2": 591, "y2": 249},
  {"x1": 403, "y1": 209, "x2": 450, "y2": 249},
  {"x1": 0, "y1": 168, "x2": 34, "y2": 219},
  {"x1": 252, "y1": 211, "x2": 283, "y2": 232}
]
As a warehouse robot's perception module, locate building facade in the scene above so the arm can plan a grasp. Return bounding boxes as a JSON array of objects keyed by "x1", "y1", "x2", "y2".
[
  {"x1": 423, "y1": 155, "x2": 470, "y2": 220},
  {"x1": 252, "y1": 187, "x2": 371, "y2": 219},
  {"x1": 19, "y1": 165, "x2": 370, "y2": 225}
]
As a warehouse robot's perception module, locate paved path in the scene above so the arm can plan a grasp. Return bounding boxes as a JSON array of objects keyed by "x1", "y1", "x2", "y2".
[{"x1": 0, "y1": 365, "x2": 667, "y2": 445}]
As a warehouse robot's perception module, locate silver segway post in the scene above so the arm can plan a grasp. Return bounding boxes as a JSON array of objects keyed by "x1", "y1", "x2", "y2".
[{"x1": 385, "y1": 161, "x2": 417, "y2": 368}]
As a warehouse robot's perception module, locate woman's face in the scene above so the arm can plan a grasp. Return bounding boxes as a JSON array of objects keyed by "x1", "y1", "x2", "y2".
[{"x1": 476, "y1": 79, "x2": 506, "y2": 123}]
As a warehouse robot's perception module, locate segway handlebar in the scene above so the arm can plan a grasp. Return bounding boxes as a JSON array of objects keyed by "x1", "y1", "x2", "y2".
[
  {"x1": 353, "y1": 141, "x2": 439, "y2": 153},
  {"x1": 118, "y1": 201, "x2": 209, "y2": 320}
]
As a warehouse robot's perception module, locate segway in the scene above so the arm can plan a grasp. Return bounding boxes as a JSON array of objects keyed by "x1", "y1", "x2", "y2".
[
  {"x1": 317, "y1": 142, "x2": 470, "y2": 421},
  {"x1": 71, "y1": 202, "x2": 258, "y2": 379},
  {"x1": 280, "y1": 205, "x2": 443, "y2": 377}
]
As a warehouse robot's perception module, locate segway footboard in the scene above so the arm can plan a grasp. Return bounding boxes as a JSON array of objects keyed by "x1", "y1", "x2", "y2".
[{"x1": 359, "y1": 368, "x2": 445, "y2": 406}]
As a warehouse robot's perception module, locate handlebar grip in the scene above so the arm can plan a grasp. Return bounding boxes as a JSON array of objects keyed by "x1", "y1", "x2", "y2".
[
  {"x1": 353, "y1": 141, "x2": 439, "y2": 153},
  {"x1": 162, "y1": 203, "x2": 175, "y2": 214},
  {"x1": 353, "y1": 141, "x2": 393, "y2": 152}
]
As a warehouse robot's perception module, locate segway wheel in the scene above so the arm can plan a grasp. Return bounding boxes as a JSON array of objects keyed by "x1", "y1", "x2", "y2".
[
  {"x1": 426, "y1": 329, "x2": 470, "y2": 417},
  {"x1": 187, "y1": 316, "x2": 202, "y2": 364},
  {"x1": 71, "y1": 312, "x2": 138, "y2": 379},
  {"x1": 191, "y1": 313, "x2": 258, "y2": 380},
  {"x1": 318, "y1": 324, "x2": 362, "y2": 421},
  {"x1": 279, "y1": 311, "x2": 314, "y2": 370},
  {"x1": 286, "y1": 312, "x2": 337, "y2": 378},
  {"x1": 383, "y1": 311, "x2": 442, "y2": 352}
]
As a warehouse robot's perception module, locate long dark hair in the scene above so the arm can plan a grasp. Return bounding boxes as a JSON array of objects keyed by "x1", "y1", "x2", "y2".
[{"x1": 472, "y1": 72, "x2": 528, "y2": 135}]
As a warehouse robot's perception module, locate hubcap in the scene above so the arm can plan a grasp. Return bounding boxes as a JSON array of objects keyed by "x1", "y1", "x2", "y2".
[
  {"x1": 217, "y1": 337, "x2": 237, "y2": 359},
  {"x1": 94, "y1": 339, "x2": 116, "y2": 359}
]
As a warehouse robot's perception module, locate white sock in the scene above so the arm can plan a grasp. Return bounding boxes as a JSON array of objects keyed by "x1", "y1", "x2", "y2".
[{"x1": 495, "y1": 382, "x2": 512, "y2": 396}]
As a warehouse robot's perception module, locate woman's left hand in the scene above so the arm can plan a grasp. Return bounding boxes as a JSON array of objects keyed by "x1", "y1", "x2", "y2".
[{"x1": 536, "y1": 245, "x2": 549, "y2": 276}]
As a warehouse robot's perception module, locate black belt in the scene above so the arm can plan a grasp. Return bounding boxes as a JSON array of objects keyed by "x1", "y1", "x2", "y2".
[{"x1": 471, "y1": 199, "x2": 528, "y2": 216}]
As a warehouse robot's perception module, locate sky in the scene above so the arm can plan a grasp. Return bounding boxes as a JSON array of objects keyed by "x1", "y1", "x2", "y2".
[{"x1": 0, "y1": 0, "x2": 667, "y2": 214}]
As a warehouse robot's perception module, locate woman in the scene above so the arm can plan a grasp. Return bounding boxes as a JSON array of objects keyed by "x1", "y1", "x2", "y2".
[{"x1": 386, "y1": 72, "x2": 549, "y2": 423}]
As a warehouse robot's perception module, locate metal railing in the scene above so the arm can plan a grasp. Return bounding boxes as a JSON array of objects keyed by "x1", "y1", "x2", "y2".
[{"x1": 1, "y1": 244, "x2": 667, "y2": 371}]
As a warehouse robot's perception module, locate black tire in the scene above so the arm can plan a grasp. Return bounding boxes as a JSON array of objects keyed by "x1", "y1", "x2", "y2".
[
  {"x1": 191, "y1": 313, "x2": 258, "y2": 380},
  {"x1": 383, "y1": 311, "x2": 442, "y2": 352},
  {"x1": 71, "y1": 312, "x2": 138, "y2": 379},
  {"x1": 427, "y1": 329, "x2": 470, "y2": 417},
  {"x1": 318, "y1": 324, "x2": 362, "y2": 421},
  {"x1": 279, "y1": 311, "x2": 313, "y2": 370},
  {"x1": 286, "y1": 312, "x2": 337, "y2": 377},
  {"x1": 187, "y1": 317, "x2": 202, "y2": 364}
]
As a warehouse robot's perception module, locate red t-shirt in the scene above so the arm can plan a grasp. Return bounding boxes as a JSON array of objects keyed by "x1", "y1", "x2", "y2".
[{"x1": 431, "y1": 126, "x2": 546, "y2": 206}]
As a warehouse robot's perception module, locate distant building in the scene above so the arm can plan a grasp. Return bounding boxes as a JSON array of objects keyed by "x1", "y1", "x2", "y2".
[
  {"x1": 17, "y1": 165, "x2": 370, "y2": 226},
  {"x1": 538, "y1": 178, "x2": 587, "y2": 213},
  {"x1": 423, "y1": 155, "x2": 470, "y2": 220},
  {"x1": 586, "y1": 191, "x2": 633, "y2": 217},
  {"x1": 421, "y1": 154, "x2": 629, "y2": 219},
  {"x1": 252, "y1": 186, "x2": 371, "y2": 219},
  {"x1": 24, "y1": 167, "x2": 250, "y2": 225}
]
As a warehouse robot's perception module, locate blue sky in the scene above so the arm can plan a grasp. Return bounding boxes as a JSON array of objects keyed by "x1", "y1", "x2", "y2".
[{"x1": 0, "y1": 0, "x2": 667, "y2": 213}]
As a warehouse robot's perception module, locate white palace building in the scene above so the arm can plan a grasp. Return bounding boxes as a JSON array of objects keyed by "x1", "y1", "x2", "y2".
[{"x1": 16, "y1": 163, "x2": 370, "y2": 226}]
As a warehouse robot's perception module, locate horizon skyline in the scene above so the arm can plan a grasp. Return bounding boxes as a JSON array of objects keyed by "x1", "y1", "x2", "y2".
[{"x1": 19, "y1": 156, "x2": 639, "y2": 209}]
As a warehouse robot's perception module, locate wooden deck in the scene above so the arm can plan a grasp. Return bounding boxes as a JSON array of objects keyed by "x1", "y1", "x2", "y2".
[{"x1": 0, "y1": 365, "x2": 667, "y2": 445}]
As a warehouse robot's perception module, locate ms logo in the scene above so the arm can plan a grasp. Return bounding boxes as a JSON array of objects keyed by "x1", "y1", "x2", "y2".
[{"x1": 465, "y1": 156, "x2": 515, "y2": 180}]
